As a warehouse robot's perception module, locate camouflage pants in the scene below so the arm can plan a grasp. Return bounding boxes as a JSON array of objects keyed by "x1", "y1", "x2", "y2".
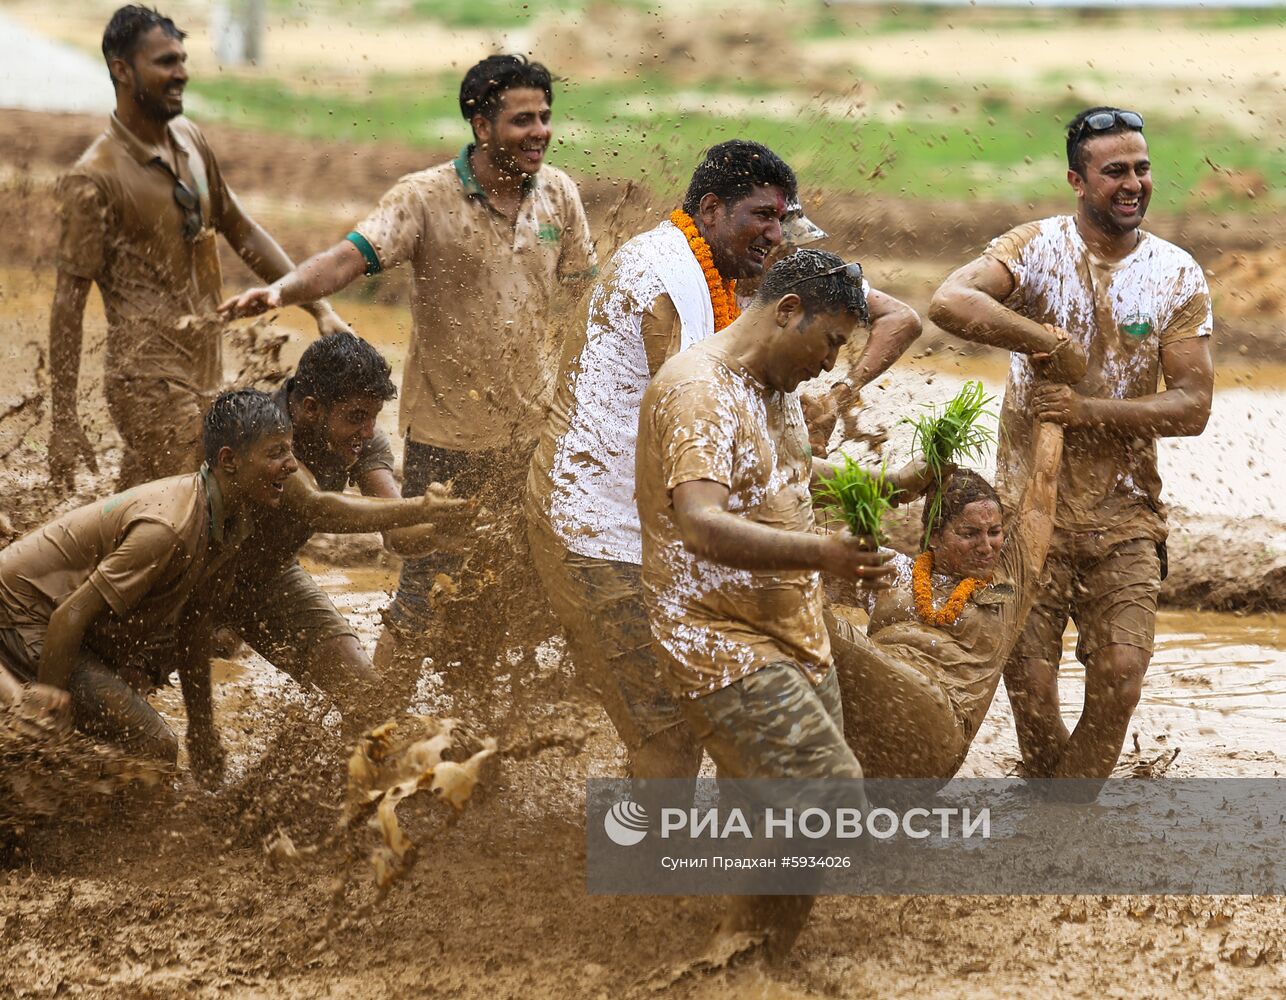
[{"x1": 679, "y1": 663, "x2": 861, "y2": 781}]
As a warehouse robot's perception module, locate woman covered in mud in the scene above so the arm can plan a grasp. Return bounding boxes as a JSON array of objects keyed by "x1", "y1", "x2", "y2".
[{"x1": 827, "y1": 420, "x2": 1063, "y2": 782}]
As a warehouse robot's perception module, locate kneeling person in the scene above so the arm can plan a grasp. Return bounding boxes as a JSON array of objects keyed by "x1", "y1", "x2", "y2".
[
  {"x1": 207, "y1": 334, "x2": 466, "y2": 763},
  {"x1": 636, "y1": 251, "x2": 895, "y2": 958},
  {"x1": 0, "y1": 389, "x2": 295, "y2": 764}
]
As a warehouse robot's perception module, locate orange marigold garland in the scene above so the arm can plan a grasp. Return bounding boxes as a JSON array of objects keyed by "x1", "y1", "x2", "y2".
[
  {"x1": 670, "y1": 209, "x2": 741, "y2": 330},
  {"x1": 912, "y1": 552, "x2": 989, "y2": 627}
]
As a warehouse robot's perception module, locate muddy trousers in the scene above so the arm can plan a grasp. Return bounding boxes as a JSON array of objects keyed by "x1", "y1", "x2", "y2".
[
  {"x1": 0, "y1": 628, "x2": 176, "y2": 763},
  {"x1": 680, "y1": 663, "x2": 865, "y2": 958},
  {"x1": 825, "y1": 607, "x2": 971, "y2": 784}
]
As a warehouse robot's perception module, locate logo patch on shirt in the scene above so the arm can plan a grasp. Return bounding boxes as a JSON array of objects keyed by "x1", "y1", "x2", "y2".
[
  {"x1": 537, "y1": 222, "x2": 561, "y2": 243},
  {"x1": 1120, "y1": 312, "x2": 1155, "y2": 339}
]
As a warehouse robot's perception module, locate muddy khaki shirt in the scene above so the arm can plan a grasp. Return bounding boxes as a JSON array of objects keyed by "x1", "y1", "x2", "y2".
[
  {"x1": 347, "y1": 148, "x2": 595, "y2": 452},
  {"x1": 57, "y1": 114, "x2": 247, "y2": 390},
  {"x1": 0, "y1": 469, "x2": 247, "y2": 664},
  {"x1": 638, "y1": 342, "x2": 828, "y2": 698},
  {"x1": 244, "y1": 380, "x2": 397, "y2": 578},
  {"x1": 985, "y1": 216, "x2": 1212, "y2": 544}
]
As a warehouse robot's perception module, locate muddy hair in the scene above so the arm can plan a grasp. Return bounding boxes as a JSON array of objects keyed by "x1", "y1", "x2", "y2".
[
  {"x1": 922, "y1": 468, "x2": 1003, "y2": 547},
  {"x1": 102, "y1": 5, "x2": 185, "y2": 83},
  {"x1": 1066, "y1": 106, "x2": 1144, "y2": 176},
  {"x1": 754, "y1": 248, "x2": 869, "y2": 323},
  {"x1": 290, "y1": 332, "x2": 397, "y2": 408},
  {"x1": 680, "y1": 140, "x2": 798, "y2": 217},
  {"x1": 203, "y1": 388, "x2": 290, "y2": 464},
  {"x1": 459, "y1": 54, "x2": 554, "y2": 128}
]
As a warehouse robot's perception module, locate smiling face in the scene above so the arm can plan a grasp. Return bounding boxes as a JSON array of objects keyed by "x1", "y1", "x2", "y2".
[
  {"x1": 762, "y1": 298, "x2": 856, "y2": 393},
  {"x1": 221, "y1": 431, "x2": 298, "y2": 510},
  {"x1": 930, "y1": 499, "x2": 1005, "y2": 579},
  {"x1": 1069, "y1": 130, "x2": 1152, "y2": 239},
  {"x1": 307, "y1": 394, "x2": 383, "y2": 468},
  {"x1": 698, "y1": 185, "x2": 788, "y2": 280},
  {"x1": 113, "y1": 25, "x2": 188, "y2": 122},
  {"x1": 473, "y1": 86, "x2": 552, "y2": 178}
]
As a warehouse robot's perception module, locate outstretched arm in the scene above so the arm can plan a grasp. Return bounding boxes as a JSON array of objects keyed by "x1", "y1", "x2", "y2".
[
  {"x1": 282, "y1": 469, "x2": 468, "y2": 534},
  {"x1": 930, "y1": 257, "x2": 1086, "y2": 384},
  {"x1": 672, "y1": 479, "x2": 891, "y2": 585},
  {"x1": 217, "y1": 189, "x2": 349, "y2": 334},
  {"x1": 219, "y1": 239, "x2": 366, "y2": 321}
]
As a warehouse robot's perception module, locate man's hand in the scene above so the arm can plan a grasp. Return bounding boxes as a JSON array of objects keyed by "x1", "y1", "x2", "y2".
[
  {"x1": 311, "y1": 303, "x2": 352, "y2": 338},
  {"x1": 1030, "y1": 323, "x2": 1087, "y2": 385},
  {"x1": 48, "y1": 409, "x2": 99, "y2": 488},
  {"x1": 416, "y1": 482, "x2": 473, "y2": 522},
  {"x1": 187, "y1": 722, "x2": 226, "y2": 789},
  {"x1": 818, "y1": 532, "x2": 893, "y2": 589},
  {"x1": 219, "y1": 284, "x2": 282, "y2": 320},
  {"x1": 800, "y1": 383, "x2": 856, "y2": 458},
  {"x1": 886, "y1": 459, "x2": 940, "y2": 506},
  {"x1": 1032, "y1": 383, "x2": 1092, "y2": 427},
  {"x1": 15, "y1": 682, "x2": 73, "y2": 738}
]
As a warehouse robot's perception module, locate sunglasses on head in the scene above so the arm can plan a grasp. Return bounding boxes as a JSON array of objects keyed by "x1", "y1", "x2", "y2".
[
  {"x1": 172, "y1": 178, "x2": 203, "y2": 242},
  {"x1": 1072, "y1": 109, "x2": 1144, "y2": 144},
  {"x1": 778, "y1": 260, "x2": 864, "y2": 292}
]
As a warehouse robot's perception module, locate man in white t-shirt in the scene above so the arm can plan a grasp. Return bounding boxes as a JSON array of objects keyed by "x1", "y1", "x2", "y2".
[
  {"x1": 929, "y1": 107, "x2": 1214, "y2": 781},
  {"x1": 526, "y1": 140, "x2": 921, "y2": 779}
]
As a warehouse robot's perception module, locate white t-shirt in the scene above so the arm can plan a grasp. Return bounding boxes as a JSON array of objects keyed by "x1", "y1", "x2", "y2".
[{"x1": 532, "y1": 221, "x2": 715, "y2": 564}]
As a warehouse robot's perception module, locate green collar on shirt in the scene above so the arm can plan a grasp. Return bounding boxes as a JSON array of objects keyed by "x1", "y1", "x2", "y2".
[
  {"x1": 453, "y1": 144, "x2": 535, "y2": 200},
  {"x1": 199, "y1": 462, "x2": 252, "y2": 547}
]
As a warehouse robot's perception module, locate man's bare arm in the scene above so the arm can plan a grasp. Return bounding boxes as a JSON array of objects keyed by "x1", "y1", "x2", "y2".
[
  {"x1": 356, "y1": 466, "x2": 457, "y2": 556},
  {"x1": 671, "y1": 479, "x2": 890, "y2": 583},
  {"x1": 219, "y1": 240, "x2": 366, "y2": 320},
  {"x1": 843, "y1": 287, "x2": 922, "y2": 389},
  {"x1": 48, "y1": 270, "x2": 99, "y2": 486},
  {"x1": 217, "y1": 190, "x2": 347, "y2": 332},
  {"x1": 282, "y1": 469, "x2": 467, "y2": 534},
  {"x1": 641, "y1": 293, "x2": 682, "y2": 377},
  {"x1": 929, "y1": 256, "x2": 1087, "y2": 383},
  {"x1": 1032, "y1": 337, "x2": 1213, "y2": 438},
  {"x1": 177, "y1": 630, "x2": 224, "y2": 786}
]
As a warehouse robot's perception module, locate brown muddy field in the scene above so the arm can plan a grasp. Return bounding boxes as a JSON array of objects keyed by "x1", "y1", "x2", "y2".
[{"x1": 2, "y1": 111, "x2": 1285, "y2": 999}]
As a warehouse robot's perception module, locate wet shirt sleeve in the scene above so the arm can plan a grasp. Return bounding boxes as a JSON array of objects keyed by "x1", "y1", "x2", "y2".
[
  {"x1": 556, "y1": 180, "x2": 597, "y2": 283},
  {"x1": 55, "y1": 174, "x2": 109, "y2": 282},
  {"x1": 197, "y1": 129, "x2": 246, "y2": 236},
  {"x1": 87, "y1": 520, "x2": 184, "y2": 618},
  {"x1": 348, "y1": 430, "x2": 397, "y2": 487},
  {"x1": 982, "y1": 221, "x2": 1043, "y2": 294},
  {"x1": 347, "y1": 179, "x2": 424, "y2": 276},
  {"x1": 654, "y1": 379, "x2": 737, "y2": 493},
  {"x1": 1159, "y1": 272, "x2": 1214, "y2": 348}
]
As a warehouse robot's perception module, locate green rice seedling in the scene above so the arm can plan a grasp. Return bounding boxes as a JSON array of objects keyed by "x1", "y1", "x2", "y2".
[
  {"x1": 814, "y1": 454, "x2": 895, "y2": 546},
  {"x1": 904, "y1": 380, "x2": 997, "y2": 548}
]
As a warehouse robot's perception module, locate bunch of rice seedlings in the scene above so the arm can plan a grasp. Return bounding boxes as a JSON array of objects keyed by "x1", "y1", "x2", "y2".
[
  {"x1": 814, "y1": 454, "x2": 895, "y2": 546},
  {"x1": 904, "y1": 380, "x2": 997, "y2": 547}
]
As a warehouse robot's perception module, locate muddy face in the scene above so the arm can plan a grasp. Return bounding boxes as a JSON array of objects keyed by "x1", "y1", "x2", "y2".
[
  {"x1": 931, "y1": 499, "x2": 1005, "y2": 578},
  {"x1": 474, "y1": 86, "x2": 552, "y2": 178},
  {"x1": 766, "y1": 305, "x2": 855, "y2": 393},
  {"x1": 117, "y1": 26, "x2": 188, "y2": 122},
  {"x1": 299, "y1": 394, "x2": 383, "y2": 468},
  {"x1": 228, "y1": 431, "x2": 299, "y2": 510},
  {"x1": 1069, "y1": 130, "x2": 1152, "y2": 238},
  {"x1": 700, "y1": 184, "x2": 788, "y2": 280}
]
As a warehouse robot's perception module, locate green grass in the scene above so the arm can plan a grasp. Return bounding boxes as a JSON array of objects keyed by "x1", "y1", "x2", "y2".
[
  {"x1": 814, "y1": 457, "x2": 894, "y2": 545},
  {"x1": 188, "y1": 69, "x2": 1286, "y2": 209}
]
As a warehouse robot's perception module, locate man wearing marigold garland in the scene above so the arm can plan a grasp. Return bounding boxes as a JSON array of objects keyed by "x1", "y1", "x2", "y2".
[
  {"x1": 929, "y1": 107, "x2": 1214, "y2": 781},
  {"x1": 526, "y1": 141, "x2": 920, "y2": 780}
]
